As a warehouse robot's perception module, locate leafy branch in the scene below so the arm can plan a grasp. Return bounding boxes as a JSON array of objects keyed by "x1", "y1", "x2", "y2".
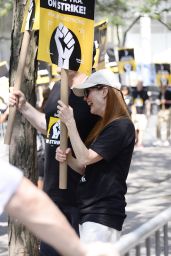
[{"x1": 0, "y1": 0, "x2": 13, "y2": 17}]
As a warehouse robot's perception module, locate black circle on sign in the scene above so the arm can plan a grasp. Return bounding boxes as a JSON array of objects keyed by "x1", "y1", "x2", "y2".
[{"x1": 50, "y1": 26, "x2": 81, "y2": 71}]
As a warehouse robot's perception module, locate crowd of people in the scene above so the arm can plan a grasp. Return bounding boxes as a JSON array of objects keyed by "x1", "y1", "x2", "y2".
[
  {"x1": 155, "y1": 81, "x2": 171, "y2": 146},
  {"x1": 121, "y1": 79, "x2": 171, "y2": 148},
  {"x1": 3, "y1": 68, "x2": 135, "y2": 256},
  {"x1": 121, "y1": 80, "x2": 150, "y2": 148},
  {"x1": 1, "y1": 65, "x2": 171, "y2": 255}
]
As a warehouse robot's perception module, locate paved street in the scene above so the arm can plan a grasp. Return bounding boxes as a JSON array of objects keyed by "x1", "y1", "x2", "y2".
[
  {"x1": 0, "y1": 115, "x2": 171, "y2": 255},
  {"x1": 0, "y1": 213, "x2": 7, "y2": 256},
  {"x1": 0, "y1": 142, "x2": 9, "y2": 256},
  {"x1": 124, "y1": 146, "x2": 171, "y2": 234},
  {"x1": 124, "y1": 115, "x2": 171, "y2": 234}
]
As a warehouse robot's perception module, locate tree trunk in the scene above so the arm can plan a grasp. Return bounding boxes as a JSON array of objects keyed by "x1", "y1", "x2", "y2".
[
  {"x1": 116, "y1": 24, "x2": 121, "y2": 47},
  {"x1": 8, "y1": 1, "x2": 39, "y2": 255}
]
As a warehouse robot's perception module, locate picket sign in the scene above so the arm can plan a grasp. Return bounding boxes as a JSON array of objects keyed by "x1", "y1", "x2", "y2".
[
  {"x1": 4, "y1": 31, "x2": 31, "y2": 145},
  {"x1": 4, "y1": 0, "x2": 95, "y2": 190},
  {"x1": 37, "y1": 1, "x2": 95, "y2": 189}
]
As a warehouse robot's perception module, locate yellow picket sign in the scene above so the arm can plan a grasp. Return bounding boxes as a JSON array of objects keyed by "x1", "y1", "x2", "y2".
[
  {"x1": 154, "y1": 63, "x2": 171, "y2": 86},
  {"x1": 118, "y1": 48, "x2": 136, "y2": 74},
  {"x1": 94, "y1": 19, "x2": 108, "y2": 70},
  {"x1": 37, "y1": 1, "x2": 95, "y2": 75},
  {"x1": 21, "y1": 0, "x2": 40, "y2": 32}
]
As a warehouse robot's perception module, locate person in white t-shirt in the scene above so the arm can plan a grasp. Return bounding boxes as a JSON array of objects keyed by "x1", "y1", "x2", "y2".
[{"x1": 0, "y1": 160, "x2": 119, "y2": 256}]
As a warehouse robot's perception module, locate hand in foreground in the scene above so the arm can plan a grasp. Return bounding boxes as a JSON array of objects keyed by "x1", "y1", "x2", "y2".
[
  {"x1": 86, "y1": 242, "x2": 119, "y2": 256},
  {"x1": 55, "y1": 147, "x2": 71, "y2": 163},
  {"x1": 9, "y1": 88, "x2": 26, "y2": 110},
  {"x1": 57, "y1": 100, "x2": 74, "y2": 126}
]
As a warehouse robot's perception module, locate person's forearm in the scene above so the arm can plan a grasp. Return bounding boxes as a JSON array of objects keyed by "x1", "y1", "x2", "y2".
[
  {"x1": 20, "y1": 102, "x2": 46, "y2": 135},
  {"x1": 67, "y1": 154, "x2": 85, "y2": 175},
  {"x1": 66, "y1": 119, "x2": 90, "y2": 166},
  {"x1": 165, "y1": 99, "x2": 171, "y2": 104},
  {"x1": 0, "y1": 112, "x2": 8, "y2": 123},
  {"x1": 6, "y1": 178, "x2": 86, "y2": 256}
]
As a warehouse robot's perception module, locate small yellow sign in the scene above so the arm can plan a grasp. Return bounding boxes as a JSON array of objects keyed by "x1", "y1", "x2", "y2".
[
  {"x1": 94, "y1": 20, "x2": 108, "y2": 70},
  {"x1": 155, "y1": 63, "x2": 171, "y2": 86},
  {"x1": 118, "y1": 48, "x2": 136, "y2": 74},
  {"x1": 21, "y1": 0, "x2": 40, "y2": 32}
]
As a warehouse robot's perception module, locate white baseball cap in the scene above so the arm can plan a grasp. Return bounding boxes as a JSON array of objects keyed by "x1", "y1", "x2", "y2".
[{"x1": 72, "y1": 69, "x2": 121, "y2": 97}]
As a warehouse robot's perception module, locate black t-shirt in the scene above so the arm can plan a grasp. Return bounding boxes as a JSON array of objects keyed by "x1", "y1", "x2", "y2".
[
  {"x1": 44, "y1": 83, "x2": 99, "y2": 207},
  {"x1": 132, "y1": 89, "x2": 149, "y2": 114},
  {"x1": 124, "y1": 95, "x2": 133, "y2": 115},
  {"x1": 159, "y1": 88, "x2": 171, "y2": 109},
  {"x1": 78, "y1": 118, "x2": 135, "y2": 231}
]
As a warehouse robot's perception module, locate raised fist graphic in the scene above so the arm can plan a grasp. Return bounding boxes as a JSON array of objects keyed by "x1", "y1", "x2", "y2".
[
  {"x1": 124, "y1": 63, "x2": 132, "y2": 72},
  {"x1": 52, "y1": 122, "x2": 60, "y2": 140},
  {"x1": 55, "y1": 23, "x2": 75, "y2": 69}
]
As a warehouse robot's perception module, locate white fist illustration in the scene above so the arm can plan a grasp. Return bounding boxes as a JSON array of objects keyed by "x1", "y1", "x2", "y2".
[
  {"x1": 55, "y1": 23, "x2": 75, "y2": 69},
  {"x1": 52, "y1": 122, "x2": 60, "y2": 140},
  {"x1": 124, "y1": 63, "x2": 132, "y2": 72}
]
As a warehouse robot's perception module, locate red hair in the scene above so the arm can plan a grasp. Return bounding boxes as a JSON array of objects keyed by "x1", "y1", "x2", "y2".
[{"x1": 85, "y1": 87, "x2": 130, "y2": 146}]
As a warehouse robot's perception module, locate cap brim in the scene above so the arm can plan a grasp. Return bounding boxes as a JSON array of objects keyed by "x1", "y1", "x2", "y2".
[{"x1": 72, "y1": 82, "x2": 97, "y2": 97}]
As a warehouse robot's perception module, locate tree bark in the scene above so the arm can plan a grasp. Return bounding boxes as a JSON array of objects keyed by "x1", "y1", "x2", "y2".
[
  {"x1": 8, "y1": 1, "x2": 39, "y2": 255},
  {"x1": 116, "y1": 24, "x2": 121, "y2": 47}
]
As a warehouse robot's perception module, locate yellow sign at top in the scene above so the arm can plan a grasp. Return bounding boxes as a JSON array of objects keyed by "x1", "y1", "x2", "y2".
[
  {"x1": 37, "y1": 0, "x2": 95, "y2": 75},
  {"x1": 21, "y1": 0, "x2": 40, "y2": 32}
]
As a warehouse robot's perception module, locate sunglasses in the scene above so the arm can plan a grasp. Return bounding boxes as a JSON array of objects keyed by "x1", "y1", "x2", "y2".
[{"x1": 84, "y1": 85, "x2": 104, "y2": 97}]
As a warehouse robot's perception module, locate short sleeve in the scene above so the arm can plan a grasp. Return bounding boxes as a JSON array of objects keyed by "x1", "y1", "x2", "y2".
[
  {"x1": 90, "y1": 119, "x2": 134, "y2": 161},
  {"x1": 0, "y1": 161, "x2": 23, "y2": 215}
]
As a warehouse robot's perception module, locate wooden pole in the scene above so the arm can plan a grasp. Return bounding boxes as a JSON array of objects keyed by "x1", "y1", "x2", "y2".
[
  {"x1": 4, "y1": 30, "x2": 31, "y2": 145},
  {"x1": 59, "y1": 69, "x2": 69, "y2": 189}
]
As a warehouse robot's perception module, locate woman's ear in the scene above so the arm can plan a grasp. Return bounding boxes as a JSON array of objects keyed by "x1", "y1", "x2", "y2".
[{"x1": 102, "y1": 87, "x2": 108, "y2": 98}]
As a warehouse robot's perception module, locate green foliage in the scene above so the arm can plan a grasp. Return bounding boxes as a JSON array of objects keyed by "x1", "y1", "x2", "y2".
[
  {"x1": 96, "y1": 0, "x2": 129, "y2": 13},
  {"x1": 0, "y1": 0, "x2": 13, "y2": 17},
  {"x1": 96, "y1": 0, "x2": 171, "y2": 26},
  {"x1": 96, "y1": 0, "x2": 131, "y2": 27},
  {"x1": 110, "y1": 16, "x2": 124, "y2": 26},
  {"x1": 96, "y1": 0, "x2": 171, "y2": 46}
]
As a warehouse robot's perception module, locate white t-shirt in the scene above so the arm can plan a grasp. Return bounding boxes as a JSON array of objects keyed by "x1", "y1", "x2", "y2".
[{"x1": 0, "y1": 160, "x2": 23, "y2": 215}]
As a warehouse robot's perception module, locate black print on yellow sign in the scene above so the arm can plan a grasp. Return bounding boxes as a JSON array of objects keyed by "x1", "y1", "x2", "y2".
[
  {"x1": 118, "y1": 48, "x2": 136, "y2": 73},
  {"x1": 94, "y1": 20, "x2": 108, "y2": 69},
  {"x1": 21, "y1": 0, "x2": 40, "y2": 32},
  {"x1": 40, "y1": 0, "x2": 94, "y2": 20},
  {"x1": 21, "y1": 0, "x2": 36, "y2": 31},
  {"x1": 155, "y1": 63, "x2": 171, "y2": 86},
  {"x1": 46, "y1": 117, "x2": 60, "y2": 145},
  {"x1": 26, "y1": 0, "x2": 36, "y2": 30},
  {"x1": 50, "y1": 24, "x2": 81, "y2": 71}
]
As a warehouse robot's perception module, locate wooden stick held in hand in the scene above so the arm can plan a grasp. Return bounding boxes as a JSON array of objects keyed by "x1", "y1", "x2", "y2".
[
  {"x1": 4, "y1": 31, "x2": 31, "y2": 145},
  {"x1": 59, "y1": 69, "x2": 69, "y2": 189}
]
